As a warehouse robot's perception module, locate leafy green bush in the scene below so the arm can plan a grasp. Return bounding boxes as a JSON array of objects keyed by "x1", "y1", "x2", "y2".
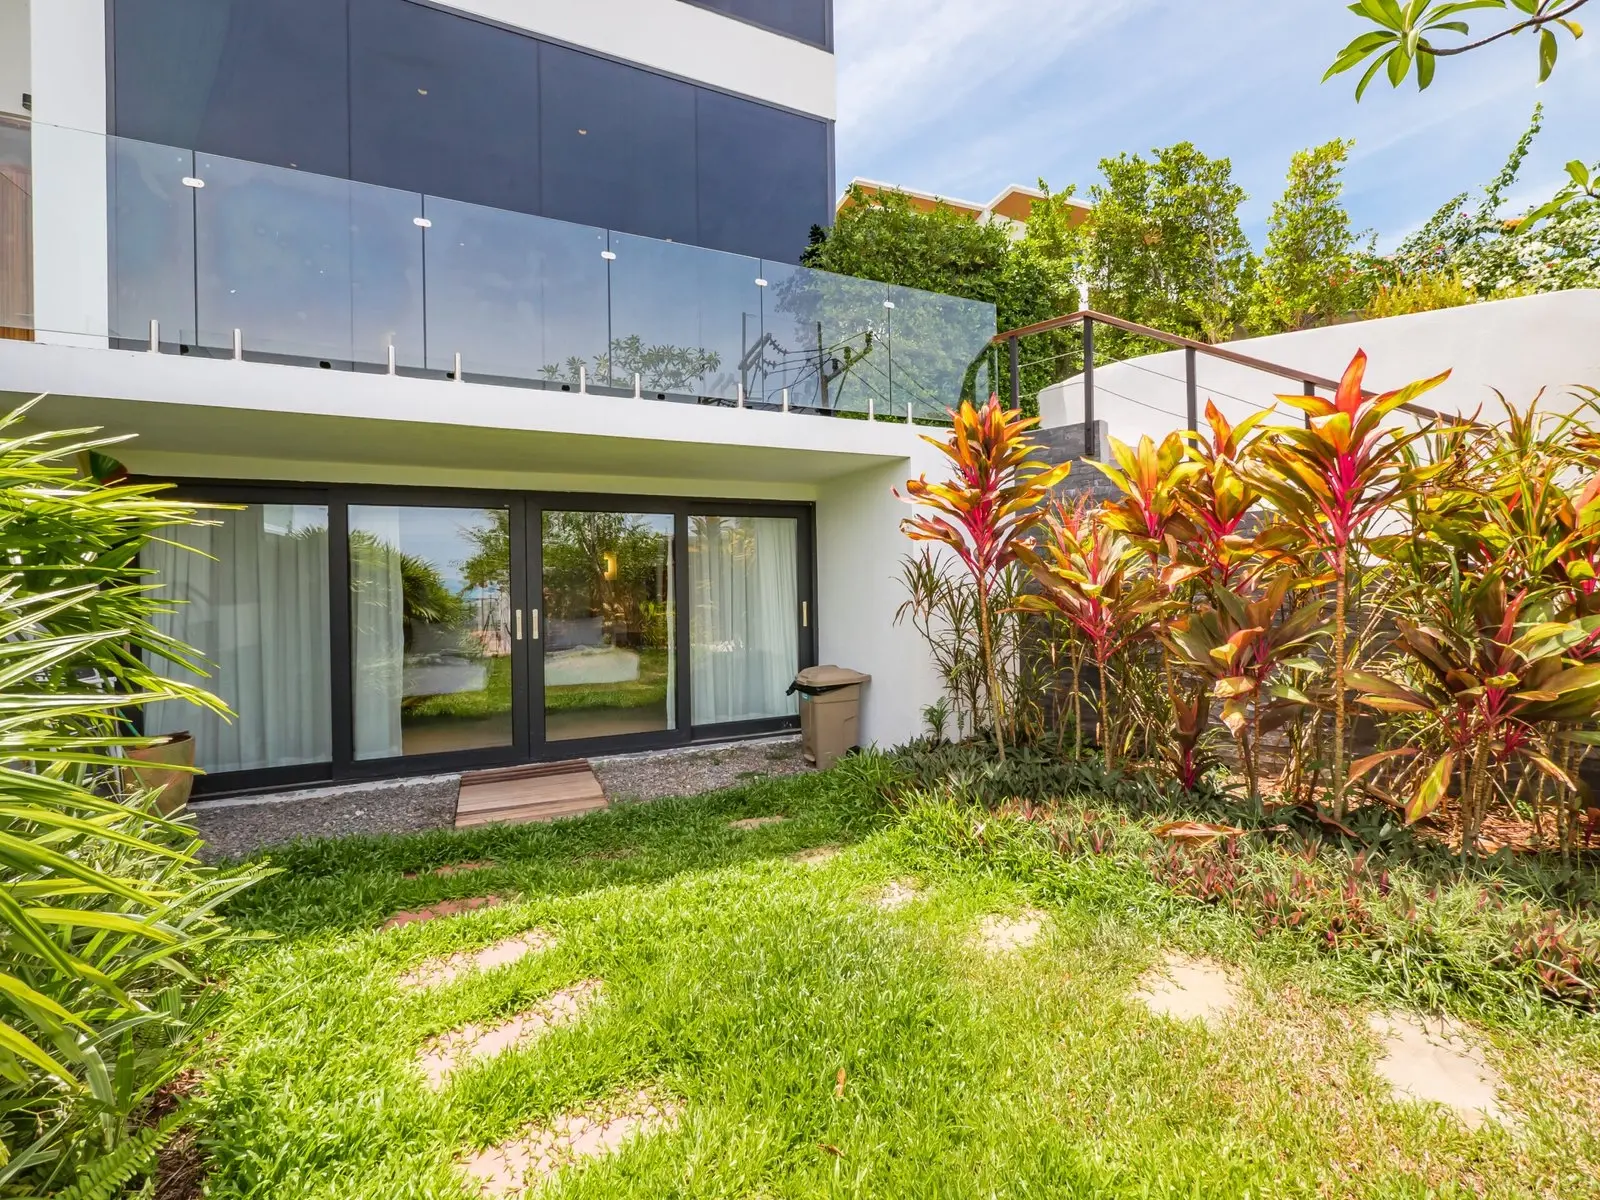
[{"x1": 0, "y1": 399, "x2": 272, "y2": 1195}]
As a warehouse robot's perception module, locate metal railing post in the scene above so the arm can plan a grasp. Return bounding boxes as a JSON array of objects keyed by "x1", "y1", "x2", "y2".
[
  {"x1": 233, "y1": 328, "x2": 243, "y2": 361},
  {"x1": 1185, "y1": 345, "x2": 1198, "y2": 432},
  {"x1": 1303, "y1": 379, "x2": 1316, "y2": 429},
  {"x1": 1007, "y1": 334, "x2": 1021, "y2": 410},
  {"x1": 387, "y1": 342, "x2": 396, "y2": 375},
  {"x1": 781, "y1": 387, "x2": 790, "y2": 414},
  {"x1": 1082, "y1": 316, "x2": 1096, "y2": 458},
  {"x1": 148, "y1": 319, "x2": 159, "y2": 352},
  {"x1": 453, "y1": 351, "x2": 463, "y2": 382}
]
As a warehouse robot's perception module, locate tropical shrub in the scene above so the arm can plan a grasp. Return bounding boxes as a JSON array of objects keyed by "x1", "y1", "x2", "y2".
[
  {"x1": 0, "y1": 399, "x2": 271, "y2": 1194},
  {"x1": 896, "y1": 355, "x2": 1600, "y2": 860}
]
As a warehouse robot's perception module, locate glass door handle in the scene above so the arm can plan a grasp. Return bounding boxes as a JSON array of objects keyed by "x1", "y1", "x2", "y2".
[
  {"x1": 531, "y1": 608, "x2": 541, "y2": 640},
  {"x1": 802, "y1": 601, "x2": 809, "y2": 628},
  {"x1": 514, "y1": 609, "x2": 523, "y2": 641}
]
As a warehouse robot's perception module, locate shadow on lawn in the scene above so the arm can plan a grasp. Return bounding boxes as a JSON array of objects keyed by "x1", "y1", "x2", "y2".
[{"x1": 215, "y1": 772, "x2": 885, "y2": 938}]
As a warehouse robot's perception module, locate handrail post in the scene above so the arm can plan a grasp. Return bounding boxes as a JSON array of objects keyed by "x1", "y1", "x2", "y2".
[
  {"x1": 1303, "y1": 379, "x2": 1316, "y2": 429},
  {"x1": 1007, "y1": 334, "x2": 1020, "y2": 410},
  {"x1": 1185, "y1": 345, "x2": 1198, "y2": 432},
  {"x1": 1082, "y1": 316, "x2": 1096, "y2": 458}
]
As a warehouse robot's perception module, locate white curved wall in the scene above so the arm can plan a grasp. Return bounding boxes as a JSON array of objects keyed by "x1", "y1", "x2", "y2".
[{"x1": 1040, "y1": 290, "x2": 1600, "y2": 445}]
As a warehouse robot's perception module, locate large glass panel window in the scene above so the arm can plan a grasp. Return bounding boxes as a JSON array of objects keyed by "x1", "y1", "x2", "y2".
[
  {"x1": 543, "y1": 512, "x2": 676, "y2": 743},
  {"x1": 349, "y1": 0, "x2": 540, "y2": 214},
  {"x1": 538, "y1": 44, "x2": 697, "y2": 245},
  {"x1": 113, "y1": 0, "x2": 350, "y2": 177},
  {"x1": 689, "y1": 516, "x2": 799, "y2": 724},
  {"x1": 145, "y1": 505, "x2": 332, "y2": 773},
  {"x1": 695, "y1": 90, "x2": 831, "y2": 265},
  {"x1": 681, "y1": 0, "x2": 830, "y2": 47},
  {"x1": 350, "y1": 506, "x2": 512, "y2": 759}
]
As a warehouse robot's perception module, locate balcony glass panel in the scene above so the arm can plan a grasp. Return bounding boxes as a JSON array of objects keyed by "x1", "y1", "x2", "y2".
[
  {"x1": 108, "y1": 137, "x2": 196, "y2": 346},
  {"x1": 759, "y1": 263, "x2": 889, "y2": 415},
  {"x1": 0, "y1": 115, "x2": 32, "y2": 335},
  {"x1": 887, "y1": 284, "x2": 997, "y2": 421},
  {"x1": 194, "y1": 152, "x2": 422, "y2": 366},
  {"x1": 421, "y1": 196, "x2": 608, "y2": 383},
  {"x1": 607, "y1": 232, "x2": 761, "y2": 401}
]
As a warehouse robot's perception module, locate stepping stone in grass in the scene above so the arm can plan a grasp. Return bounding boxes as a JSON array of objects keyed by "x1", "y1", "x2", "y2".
[
  {"x1": 402, "y1": 861, "x2": 494, "y2": 880},
  {"x1": 872, "y1": 880, "x2": 920, "y2": 911},
  {"x1": 1367, "y1": 1012, "x2": 1513, "y2": 1130},
  {"x1": 397, "y1": 930, "x2": 555, "y2": 990},
  {"x1": 728, "y1": 815, "x2": 786, "y2": 830},
  {"x1": 419, "y1": 979, "x2": 603, "y2": 1090},
  {"x1": 381, "y1": 896, "x2": 501, "y2": 932},
  {"x1": 1133, "y1": 952, "x2": 1240, "y2": 1026},
  {"x1": 458, "y1": 1087, "x2": 680, "y2": 1197},
  {"x1": 975, "y1": 909, "x2": 1047, "y2": 953},
  {"x1": 791, "y1": 846, "x2": 839, "y2": 867}
]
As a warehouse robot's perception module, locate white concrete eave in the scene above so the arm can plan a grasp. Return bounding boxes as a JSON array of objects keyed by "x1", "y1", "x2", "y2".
[{"x1": 0, "y1": 340, "x2": 920, "y2": 489}]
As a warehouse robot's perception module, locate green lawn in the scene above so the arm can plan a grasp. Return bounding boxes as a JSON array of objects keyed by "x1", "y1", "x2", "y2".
[{"x1": 199, "y1": 766, "x2": 1600, "y2": 1199}]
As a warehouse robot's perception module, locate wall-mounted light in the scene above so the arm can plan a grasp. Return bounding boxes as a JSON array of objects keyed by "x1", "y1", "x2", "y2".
[
  {"x1": 577, "y1": 128, "x2": 588, "y2": 135},
  {"x1": 603, "y1": 552, "x2": 619, "y2": 581},
  {"x1": 417, "y1": 88, "x2": 429, "y2": 95},
  {"x1": 883, "y1": 300, "x2": 896, "y2": 310},
  {"x1": 754, "y1": 278, "x2": 768, "y2": 287}
]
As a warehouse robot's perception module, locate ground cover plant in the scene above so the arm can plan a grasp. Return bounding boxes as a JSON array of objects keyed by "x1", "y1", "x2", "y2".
[{"x1": 169, "y1": 761, "x2": 1600, "y2": 1198}]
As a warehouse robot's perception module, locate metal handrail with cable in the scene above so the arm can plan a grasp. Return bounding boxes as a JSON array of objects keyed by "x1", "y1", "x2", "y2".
[{"x1": 992, "y1": 309, "x2": 1464, "y2": 456}]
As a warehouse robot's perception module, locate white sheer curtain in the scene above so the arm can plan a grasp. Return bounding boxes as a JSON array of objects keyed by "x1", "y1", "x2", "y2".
[
  {"x1": 689, "y1": 516, "x2": 798, "y2": 725},
  {"x1": 349, "y1": 508, "x2": 405, "y2": 760},
  {"x1": 145, "y1": 505, "x2": 331, "y2": 772}
]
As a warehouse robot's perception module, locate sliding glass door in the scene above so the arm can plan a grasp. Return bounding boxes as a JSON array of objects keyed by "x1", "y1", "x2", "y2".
[{"x1": 148, "y1": 486, "x2": 812, "y2": 794}]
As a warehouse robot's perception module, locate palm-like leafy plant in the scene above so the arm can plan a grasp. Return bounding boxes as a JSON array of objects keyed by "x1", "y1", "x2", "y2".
[
  {"x1": 0, "y1": 399, "x2": 272, "y2": 1191},
  {"x1": 898, "y1": 395, "x2": 1072, "y2": 759},
  {"x1": 1016, "y1": 505, "x2": 1162, "y2": 772},
  {"x1": 1164, "y1": 577, "x2": 1329, "y2": 798},
  {"x1": 1251, "y1": 350, "x2": 1449, "y2": 816}
]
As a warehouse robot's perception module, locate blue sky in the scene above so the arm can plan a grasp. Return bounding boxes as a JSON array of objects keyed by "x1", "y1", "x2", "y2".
[{"x1": 833, "y1": 0, "x2": 1600, "y2": 249}]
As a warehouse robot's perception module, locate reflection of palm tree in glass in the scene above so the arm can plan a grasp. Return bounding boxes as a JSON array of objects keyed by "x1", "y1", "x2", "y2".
[
  {"x1": 349, "y1": 529, "x2": 471, "y2": 652},
  {"x1": 541, "y1": 336, "x2": 722, "y2": 394}
]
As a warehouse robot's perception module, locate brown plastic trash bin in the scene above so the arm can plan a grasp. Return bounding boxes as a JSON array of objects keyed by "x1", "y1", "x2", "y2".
[{"x1": 788, "y1": 665, "x2": 872, "y2": 769}]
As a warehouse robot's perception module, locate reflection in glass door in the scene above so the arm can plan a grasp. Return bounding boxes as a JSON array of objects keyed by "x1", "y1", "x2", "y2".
[
  {"x1": 349, "y1": 505, "x2": 513, "y2": 759},
  {"x1": 541, "y1": 511, "x2": 676, "y2": 742}
]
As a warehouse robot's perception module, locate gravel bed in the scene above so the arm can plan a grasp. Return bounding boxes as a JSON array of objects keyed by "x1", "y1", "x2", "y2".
[
  {"x1": 591, "y1": 736, "x2": 811, "y2": 803},
  {"x1": 189, "y1": 774, "x2": 460, "y2": 861}
]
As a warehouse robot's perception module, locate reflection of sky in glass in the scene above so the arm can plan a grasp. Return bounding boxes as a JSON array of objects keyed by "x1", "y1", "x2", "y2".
[{"x1": 349, "y1": 506, "x2": 502, "y2": 597}]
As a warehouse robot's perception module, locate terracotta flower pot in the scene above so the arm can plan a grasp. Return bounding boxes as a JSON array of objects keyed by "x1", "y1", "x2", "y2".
[{"x1": 125, "y1": 732, "x2": 197, "y2": 816}]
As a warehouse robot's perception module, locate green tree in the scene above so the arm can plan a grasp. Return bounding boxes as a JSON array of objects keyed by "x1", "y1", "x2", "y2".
[
  {"x1": 1249, "y1": 138, "x2": 1375, "y2": 333},
  {"x1": 1327, "y1": 0, "x2": 1587, "y2": 99},
  {"x1": 1079, "y1": 142, "x2": 1257, "y2": 345}
]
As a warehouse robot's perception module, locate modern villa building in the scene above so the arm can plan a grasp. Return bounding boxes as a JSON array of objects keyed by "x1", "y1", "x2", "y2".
[{"x1": 0, "y1": 0, "x2": 995, "y2": 802}]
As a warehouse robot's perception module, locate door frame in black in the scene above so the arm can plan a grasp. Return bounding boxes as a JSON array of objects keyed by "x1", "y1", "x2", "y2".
[{"x1": 149, "y1": 479, "x2": 815, "y2": 796}]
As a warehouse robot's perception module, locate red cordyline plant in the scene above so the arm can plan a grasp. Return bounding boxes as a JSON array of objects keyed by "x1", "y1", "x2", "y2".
[
  {"x1": 1178, "y1": 401, "x2": 1275, "y2": 590},
  {"x1": 1251, "y1": 350, "x2": 1449, "y2": 817},
  {"x1": 1016, "y1": 505, "x2": 1162, "y2": 773},
  {"x1": 897, "y1": 395, "x2": 1072, "y2": 760}
]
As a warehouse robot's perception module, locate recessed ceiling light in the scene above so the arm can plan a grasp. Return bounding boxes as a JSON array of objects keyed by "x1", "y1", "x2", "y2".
[
  {"x1": 417, "y1": 88, "x2": 428, "y2": 95},
  {"x1": 577, "y1": 129, "x2": 587, "y2": 135},
  {"x1": 601, "y1": 250, "x2": 617, "y2": 260},
  {"x1": 181, "y1": 176, "x2": 205, "y2": 188},
  {"x1": 755, "y1": 278, "x2": 768, "y2": 287},
  {"x1": 413, "y1": 217, "x2": 432, "y2": 228}
]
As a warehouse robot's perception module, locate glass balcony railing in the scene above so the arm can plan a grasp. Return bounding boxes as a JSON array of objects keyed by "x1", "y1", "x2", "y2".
[{"x1": 10, "y1": 122, "x2": 998, "y2": 419}]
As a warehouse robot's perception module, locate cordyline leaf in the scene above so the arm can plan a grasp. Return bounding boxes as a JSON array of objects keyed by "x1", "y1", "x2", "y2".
[
  {"x1": 1151, "y1": 821, "x2": 1245, "y2": 844},
  {"x1": 1349, "y1": 747, "x2": 1417, "y2": 784},
  {"x1": 1406, "y1": 752, "x2": 1454, "y2": 825},
  {"x1": 1357, "y1": 695, "x2": 1434, "y2": 714},
  {"x1": 1214, "y1": 676, "x2": 1256, "y2": 698},
  {"x1": 1525, "y1": 753, "x2": 1576, "y2": 790}
]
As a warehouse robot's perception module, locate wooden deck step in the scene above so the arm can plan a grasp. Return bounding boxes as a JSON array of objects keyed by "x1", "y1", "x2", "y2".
[{"x1": 454, "y1": 761, "x2": 608, "y2": 829}]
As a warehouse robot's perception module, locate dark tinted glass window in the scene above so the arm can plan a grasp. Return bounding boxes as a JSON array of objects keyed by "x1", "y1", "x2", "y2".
[
  {"x1": 538, "y1": 45, "x2": 697, "y2": 245},
  {"x1": 350, "y1": 0, "x2": 540, "y2": 213},
  {"x1": 695, "y1": 90, "x2": 829, "y2": 263},
  {"x1": 683, "y1": 0, "x2": 829, "y2": 48},
  {"x1": 113, "y1": 0, "x2": 349, "y2": 177}
]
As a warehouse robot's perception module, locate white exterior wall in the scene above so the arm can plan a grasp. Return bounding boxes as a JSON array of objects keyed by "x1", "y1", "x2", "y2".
[
  {"x1": 28, "y1": 0, "x2": 107, "y2": 345},
  {"x1": 1040, "y1": 290, "x2": 1600, "y2": 444},
  {"x1": 0, "y1": 0, "x2": 28, "y2": 118},
  {"x1": 443, "y1": 0, "x2": 835, "y2": 119}
]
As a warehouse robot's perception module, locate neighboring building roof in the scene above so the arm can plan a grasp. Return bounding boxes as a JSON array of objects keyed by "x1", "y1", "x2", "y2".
[{"x1": 836, "y1": 178, "x2": 1092, "y2": 228}]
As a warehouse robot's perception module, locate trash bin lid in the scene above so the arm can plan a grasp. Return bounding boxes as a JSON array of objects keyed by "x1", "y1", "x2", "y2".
[{"x1": 790, "y1": 664, "x2": 872, "y2": 695}]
